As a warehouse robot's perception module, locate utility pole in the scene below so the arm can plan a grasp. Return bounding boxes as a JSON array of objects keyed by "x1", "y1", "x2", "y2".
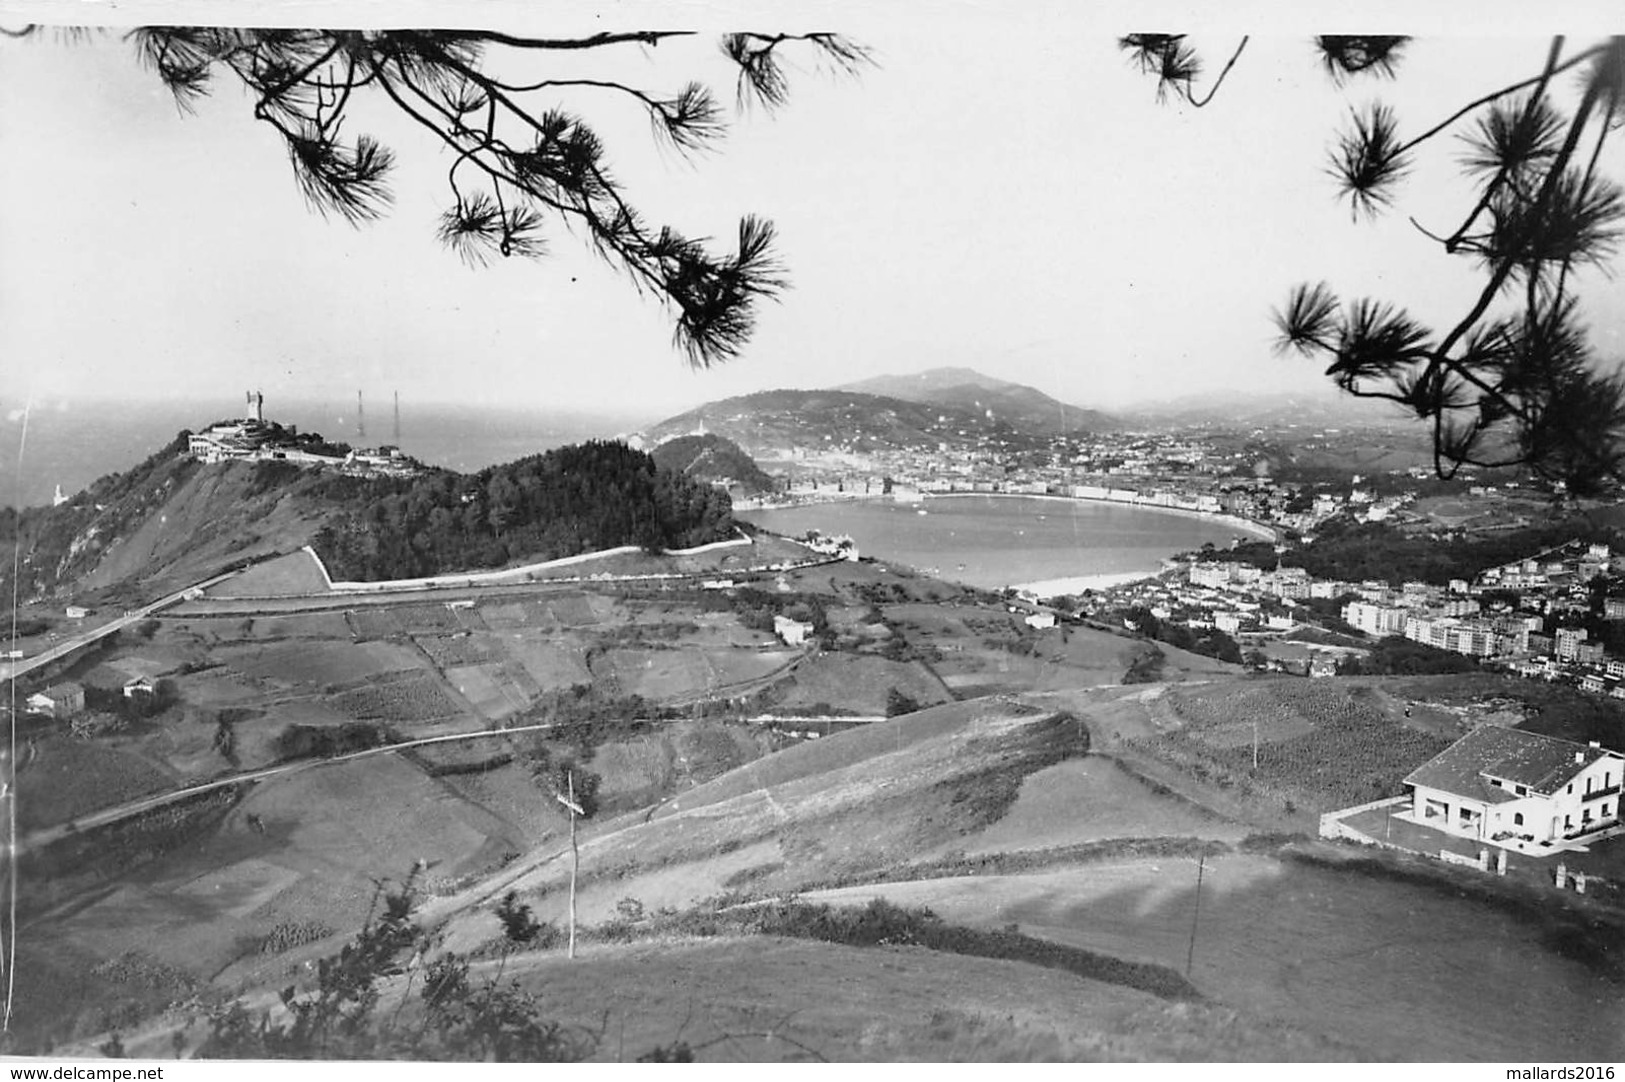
[
  {"x1": 1185, "y1": 852, "x2": 1206, "y2": 979},
  {"x1": 556, "y1": 772, "x2": 583, "y2": 960},
  {"x1": 393, "y1": 390, "x2": 400, "y2": 446},
  {"x1": 1252, "y1": 719, "x2": 1259, "y2": 772}
]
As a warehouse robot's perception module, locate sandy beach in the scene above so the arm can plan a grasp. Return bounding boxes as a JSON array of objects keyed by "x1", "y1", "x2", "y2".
[{"x1": 1013, "y1": 570, "x2": 1160, "y2": 598}]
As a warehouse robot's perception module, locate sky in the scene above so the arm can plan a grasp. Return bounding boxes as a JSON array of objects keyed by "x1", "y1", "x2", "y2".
[{"x1": 2, "y1": 1, "x2": 1623, "y2": 420}]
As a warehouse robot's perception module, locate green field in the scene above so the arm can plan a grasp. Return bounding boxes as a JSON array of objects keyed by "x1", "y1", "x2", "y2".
[
  {"x1": 414, "y1": 632, "x2": 506, "y2": 668},
  {"x1": 220, "y1": 640, "x2": 422, "y2": 688},
  {"x1": 444, "y1": 663, "x2": 534, "y2": 719},
  {"x1": 474, "y1": 601, "x2": 543, "y2": 629},
  {"x1": 207, "y1": 550, "x2": 331, "y2": 597},
  {"x1": 493, "y1": 936, "x2": 1355, "y2": 1062},
  {"x1": 769, "y1": 652, "x2": 951, "y2": 715},
  {"x1": 349, "y1": 604, "x2": 474, "y2": 639},
  {"x1": 242, "y1": 612, "x2": 354, "y2": 640},
  {"x1": 950, "y1": 756, "x2": 1249, "y2": 856},
  {"x1": 16, "y1": 735, "x2": 177, "y2": 832},
  {"x1": 1128, "y1": 679, "x2": 1452, "y2": 814},
  {"x1": 504, "y1": 633, "x2": 594, "y2": 690},
  {"x1": 592, "y1": 646, "x2": 798, "y2": 700}
]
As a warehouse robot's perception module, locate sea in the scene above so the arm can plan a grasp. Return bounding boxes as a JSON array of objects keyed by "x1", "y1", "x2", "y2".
[
  {"x1": 0, "y1": 397, "x2": 656, "y2": 511},
  {"x1": 740, "y1": 495, "x2": 1263, "y2": 592}
]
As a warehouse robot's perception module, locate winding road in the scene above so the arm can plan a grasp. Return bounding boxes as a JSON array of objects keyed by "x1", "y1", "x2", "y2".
[
  {"x1": 1, "y1": 570, "x2": 241, "y2": 684},
  {"x1": 15, "y1": 719, "x2": 571, "y2": 856}
]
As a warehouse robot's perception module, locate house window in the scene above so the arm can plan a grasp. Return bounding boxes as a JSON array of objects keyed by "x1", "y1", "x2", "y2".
[
  {"x1": 1514, "y1": 812, "x2": 1525, "y2": 826},
  {"x1": 1458, "y1": 807, "x2": 1475, "y2": 823},
  {"x1": 1515, "y1": 784, "x2": 1528, "y2": 796}
]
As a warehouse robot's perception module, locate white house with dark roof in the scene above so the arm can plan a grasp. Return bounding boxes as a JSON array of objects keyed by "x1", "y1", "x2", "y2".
[
  {"x1": 1404, "y1": 726, "x2": 1623, "y2": 846},
  {"x1": 25, "y1": 682, "x2": 86, "y2": 719}
]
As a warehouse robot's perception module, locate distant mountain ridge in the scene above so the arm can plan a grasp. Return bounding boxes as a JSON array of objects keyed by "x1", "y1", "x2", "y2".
[
  {"x1": 1122, "y1": 390, "x2": 1414, "y2": 429},
  {"x1": 643, "y1": 368, "x2": 1115, "y2": 458},
  {"x1": 839, "y1": 367, "x2": 1116, "y2": 435},
  {"x1": 644, "y1": 389, "x2": 1024, "y2": 459}
]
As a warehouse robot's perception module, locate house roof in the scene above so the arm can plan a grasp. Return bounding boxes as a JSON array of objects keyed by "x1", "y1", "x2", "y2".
[
  {"x1": 1405, "y1": 725, "x2": 1618, "y2": 801},
  {"x1": 40, "y1": 681, "x2": 84, "y2": 699}
]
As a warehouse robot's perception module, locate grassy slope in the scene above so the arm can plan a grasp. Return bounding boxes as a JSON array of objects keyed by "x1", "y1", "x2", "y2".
[
  {"x1": 423, "y1": 699, "x2": 1076, "y2": 938},
  {"x1": 485, "y1": 936, "x2": 1361, "y2": 1062},
  {"x1": 78, "y1": 462, "x2": 328, "y2": 597},
  {"x1": 424, "y1": 691, "x2": 1253, "y2": 955}
]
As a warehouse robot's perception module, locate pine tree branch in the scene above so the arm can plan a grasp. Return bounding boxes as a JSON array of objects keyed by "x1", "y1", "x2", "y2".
[
  {"x1": 1394, "y1": 40, "x2": 1604, "y2": 155},
  {"x1": 1433, "y1": 63, "x2": 1602, "y2": 364},
  {"x1": 1436, "y1": 38, "x2": 1569, "y2": 252},
  {"x1": 451, "y1": 29, "x2": 694, "y2": 51},
  {"x1": 1186, "y1": 36, "x2": 1249, "y2": 108}
]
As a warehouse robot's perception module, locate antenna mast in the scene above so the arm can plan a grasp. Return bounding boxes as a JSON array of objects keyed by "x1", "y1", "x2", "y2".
[
  {"x1": 356, "y1": 391, "x2": 366, "y2": 443},
  {"x1": 393, "y1": 391, "x2": 400, "y2": 446}
]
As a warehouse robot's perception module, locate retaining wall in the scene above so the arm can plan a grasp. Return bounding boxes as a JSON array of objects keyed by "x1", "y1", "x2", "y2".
[{"x1": 301, "y1": 528, "x2": 754, "y2": 594}]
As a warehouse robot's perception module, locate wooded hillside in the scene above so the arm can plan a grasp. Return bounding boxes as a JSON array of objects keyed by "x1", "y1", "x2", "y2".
[
  {"x1": 649, "y1": 433, "x2": 777, "y2": 494},
  {"x1": 310, "y1": 440, "x2": 733, "y2": 581}
]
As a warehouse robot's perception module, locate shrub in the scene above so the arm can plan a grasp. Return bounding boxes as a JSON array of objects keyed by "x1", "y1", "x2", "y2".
[
  {"x1": 258, "y1": 921, "x2": 335, "y2": 955},
  {"x1": 274, "y1": 721, "x2": 388, "y2": 761},
  {"x1": 885, "y1": 687, "x2": 921, "y2": 717},
  {"x1": 70, "y1": 712, "x2": 128, "y2": 740},
  {"x1": 495, "y1": 892, "x2": 552, "y2": 947},
  {"x1": 746, "y1": 898, "x2": 1201, "y2": 1001},
  {"x1": 198, "y1": 875, "x2": 590, "y2": 1060},
  {"x1": 1123, "y1": 644, "x2": 1166, "y2": 684}
]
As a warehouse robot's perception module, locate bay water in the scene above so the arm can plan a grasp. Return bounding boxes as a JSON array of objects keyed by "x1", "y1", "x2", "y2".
[{"x1": 741, "y1": 495, "x2": 1256, "y2": 591}]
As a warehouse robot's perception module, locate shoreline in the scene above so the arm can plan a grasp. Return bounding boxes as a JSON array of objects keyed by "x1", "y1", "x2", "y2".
[
  {"x1": 922, "y1": 490, "x2": 1278, "y2": 544},
  {"x1": 1012, "y1": 570, "x2": 1165, "y2": 598},
  {"x1": 741, "y1": 491, "x2": 1263, "y2": 596},
  {"x1": 739, "y1": 489, "x2": 1277, "y2": 544}
]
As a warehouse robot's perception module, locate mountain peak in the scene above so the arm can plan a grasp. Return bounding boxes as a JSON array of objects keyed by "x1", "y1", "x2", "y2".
[{"x1": 835, "y1": 368, "x2": 1114, "y2": 435}]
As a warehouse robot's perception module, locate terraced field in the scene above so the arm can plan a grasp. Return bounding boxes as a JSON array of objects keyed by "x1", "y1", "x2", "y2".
[
  {"x1": 1126, "y1": 679, "x2": 1452, "y2": 813},
  {"x1": 332, "y1": 672, "x2": 466, "y2": 722},
  {"x1": 220, "y1": 640, "x2": 421, "y2": 688},
  {"x1": 444, "y1": 662, "x2": 537, "y2": 719}
]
